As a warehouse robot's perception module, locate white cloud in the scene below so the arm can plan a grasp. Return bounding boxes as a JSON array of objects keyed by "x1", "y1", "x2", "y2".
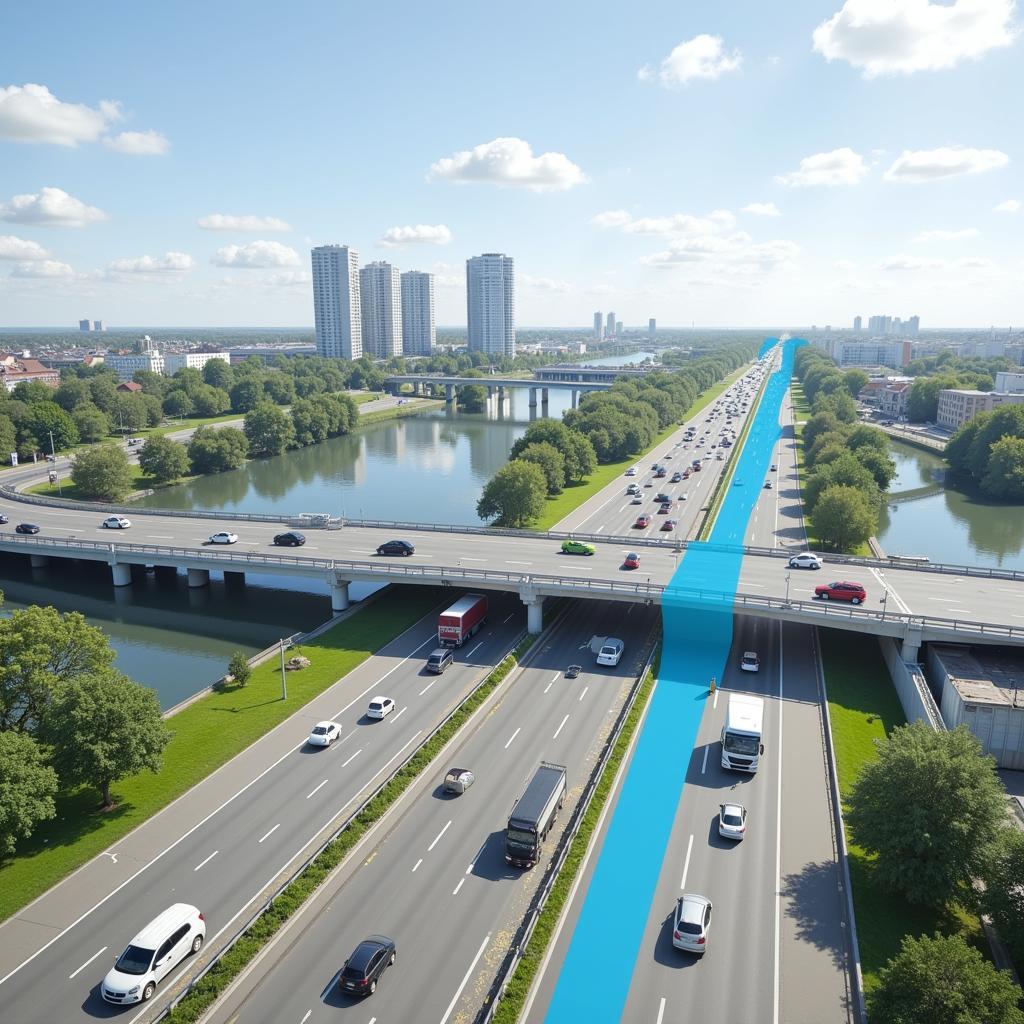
[
  {"x1": 879, "y1": 254, "x2": 946, "y2": 270},
  {"x1": 885, "y1": 146, "x2": 1009, "y2": 182},
  {"x1": 521, "y1": 275, "x2": 572, "y2": 292},
  {"x1": 10, "y1": 259, "x2": 74, "y2": 278},
  {"x1": 958, "y1": 256, "x2": 994, "y2": 268},
  {"x1": 590, "y1": 210, "x2": 633, "y2": 228},
  {"x1": 994, "y1": 198, "x2": 1021, "y2": 212},
  {"x1": 107, "y1": 251, "x2": 194, "y2": 274},
  {"x1": 103, "y1": 129, "x2": 169, "y2": 155},
  {"x1": 812, "y1": 0, "x2": 1018, "y2": 77},
  {"x1": 638, "y1": 34, "x2": 742, "y2": 85},
  {"x1": 429, "y1": 137, "x2": 586, "y2": 191},
  {"x1": 834, "y1": 259, "x2": 858, "y2": 270},
  {"x1": 916, "y1": 227, "x2": 980, "y2": 241},
  {"x1": 379, "y1": 223, "x2": 453, "y2": 246},
  {"x1": 776, "y1": 148, "x2": 869, "y2": 186},
  {"x1": 644, "y1": 233, "x2": 798, "y2": 270},
  {"x1": 0, "y1": 235, "x2": 49, "y2": 260},
  {"x1": 0, "y1": 83, "x2": 119, "y2": 145},
  {"x1": 198, "y1": 213, "x2": 292, "y2": 232},
  {"x1": 0, "y1": 186, "x2": 108, "y2": 227},
  {"x1": 265, "y1": 270, "x2": 311, "y2": 288},
  {"x1": 211, "y1": 240, "x2": 300, "y2": 268},
  {"x1": 741, "y1": 202, "x2": 781, "y2": 216},
  {"x1": 593, "y1": 209, "x2": 736, "y2": 236}
]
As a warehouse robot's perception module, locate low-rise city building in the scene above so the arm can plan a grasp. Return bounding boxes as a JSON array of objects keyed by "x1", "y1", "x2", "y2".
[
  {"x1": 163, "y1": 351, "x2": 231, "y2": 375},
  {"x1": 936, "y1": 387, "x2": 1024, "y2": 430},
  {"x1": 0, "y1": 353, "x2": 60, "y2": 392}
]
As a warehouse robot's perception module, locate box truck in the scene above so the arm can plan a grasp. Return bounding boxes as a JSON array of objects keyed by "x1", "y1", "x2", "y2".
[
  {"x1": 438, "y1": 593, "x2": 488, "y2": 648},
  {"x1": 505, "y1": 762, "x2": 567, "y2": 868},
  {"x1": 721, "y1": 693, "x2": 765, "y2": 773}
]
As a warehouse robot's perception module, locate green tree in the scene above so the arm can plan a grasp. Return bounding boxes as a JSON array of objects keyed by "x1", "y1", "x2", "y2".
[
  {"x1": 201, "y1": 358, "x2": 233, "y2": 391},
  {"x1": 802, "y1": 411, "x2": 841, "y2": 452},
  {"x1": 132, "y1": 369, "x2": 167, "y2": 398},
  {"x1": 187, "y1": 426, "x2": 249, "y2": 473},
  {"x1": 980, "y1": 827, "x2": 1024, "y2": 961},
  {"x1": 803, "y1": 454, "x2": 880, "y2": 513},
  {"x1": 0, "y1": 731, "x2": 58, "y2": 855},
  {"x1": 516, "y1": 441, "x2": 566, "y2": 494},
  {"x1": 72, "y1": 402, "x2": 111, "y2": 443},
  {"x1": 26, "y1": 401, "x2": 79, "y2": 451},
  {"x1": 981, "y1": 436, "x2": 1024, "y2": 499},
  {"x1": 54, "y1": 377, "x2": 90, "y2": 412},
  {"x1": 566, "y1": 430, "x2": 598, "y2": 481},
  {"x1": 227, "y1": 651, "x2": 251, "y2": 687},
  {"x1": 0, "y1": 606, "x2": 116, "y2": 733},
  {"x1": 162, "y1": 389, "x2": 194, "y2": 418},
  {"x1": 39, "y1": 669, "x2": 170, "y2": 809},
  {"x1": 869, "y1": 933, "x2": 1024, "y2": 1024},
  {"x1": 244, "y1": 401, "x2": 296, "y2": 456},
  {"x1": 907, "y1": 374, "x2": 959, "y2": 422},
  {"x1": 855, "y1": 445, "x2": 898, "y2": 490},
  {"x1": 290, "y1": 398, "x2": 330, "y2": 446},
  {"x1": 0, "y1": 412, "x2": 18, "y2": 459},
  {"x1": 190, "y1": 384, "x2": 230, "y2": 417},
  {"x1": 846, "y1": 723, "x2": 1006, "y2": 905},
  {"x1": 112, "y1": 393, "x2": 148, "y2": 432},
  {"x1": 809, "y1": 484, "x2": 877, "y2": 551},
  {"x1": 842, "y1": 368, "x2": 869, "y2": 398},
  {"x1": 69, "y1": 445, "x2": 134, "y2": 501},
  {"x1": 262, "y1": 372, "x2": 296, "y2": 405},
  {"x1": 138, "y1": 435, "x2": 191, "y2": 484},
  {"x1": 476, "y1": 460, "x2": 547, "y2": 526},
  {"x1": 230, "y1": 377, "x2": 265, "y2": 413}
]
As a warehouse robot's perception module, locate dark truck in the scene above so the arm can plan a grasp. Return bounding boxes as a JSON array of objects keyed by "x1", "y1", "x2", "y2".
[{"x1": 504, "y1": 761, "x2": 567, "y2": 868}]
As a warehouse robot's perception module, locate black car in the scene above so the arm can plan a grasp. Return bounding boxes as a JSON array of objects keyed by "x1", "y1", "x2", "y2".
[
  {"x1": 565, "y1": 665, "x2": 581, "y2": 679},
  {"x1": 339, "y1": 935, "x2": 396, "y2": 997},
  {"x1": 376, "y1": 539, "x2": 415, "y2": 557},
  {"x1": 15, "y1": 523, "x2": 40, "y2": 534},
  {"x1": 273, "y1": 531, "x2": 306, "y2": 547}
]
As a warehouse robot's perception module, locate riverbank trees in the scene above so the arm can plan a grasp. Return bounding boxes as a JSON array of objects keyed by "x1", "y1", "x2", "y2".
[{"x1": 946, "y1": 404, "x2": 1024, "y2": 500}]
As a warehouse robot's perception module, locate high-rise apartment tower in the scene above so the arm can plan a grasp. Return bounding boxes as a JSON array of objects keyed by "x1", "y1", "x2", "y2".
[
  {"x1": 360, "y1": 261, "x2": 402, "y2": 359},
  {"x1": 400, "y1": 271, "x2": 436, "y2": 356},
  {"x1": 466, "y1": 253, "x2": 515, "y2": 359},
  {"x1": 311, "y1": 245, "x2": 362, "y2": 360},
  {"x1": 606, "y1": 311, "x2": 615, "y2": 338},
  {"x1": 593, "y1": 311, "x2": 604, "y2": 340}
]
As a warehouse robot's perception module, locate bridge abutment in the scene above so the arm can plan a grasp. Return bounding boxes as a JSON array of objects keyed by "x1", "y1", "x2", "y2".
[
  {"x1": 187, "y1": 567, "x2": 210, "y2": 589},
  {"x1": 109, "y1": 562, "x2": 132, "y2": 587},
  {"x1": 331, "y1": 579, "x2": 350, "y2": 612},
  {"x1": 901, "y1": 626, "x2": 923, "y2": 663},
  {"x1": 520, "y1": 587, "x2": 544, "y2": 634}
]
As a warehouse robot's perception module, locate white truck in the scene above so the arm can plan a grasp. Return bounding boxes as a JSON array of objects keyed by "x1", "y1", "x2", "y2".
[{"x1": 720, "y1": 693, "x2": 765, "y2": 773}]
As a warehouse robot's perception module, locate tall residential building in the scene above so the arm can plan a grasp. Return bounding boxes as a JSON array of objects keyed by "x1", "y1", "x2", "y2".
[
  {"x1": 853, "y1": 316, "x2": 862, "y2": 331},
  {"x1": 648, "y1": 318, "x2": 656, "y2": 337},
  {"x1": 466, "y1": 253, "x2": 515, "y2": 359},
  {"x1": 606, "y1": 311, "x2": 616, "y2": 338},
  {"x1": 311, "y1": 245, "x2": 362, "y2": 360},
  {"x1": 92, "y1": 320, "x2": 104, "y2": 332},
  {"x1": 79, "y1": 319, "x2": 91, "y2": 332},
  {"x1": 400, "y1": 271, "x2": 436, "y2": 356},
  {"x1": 616, "y1": 321, "x2": 623, "y2": 335},
  {"x1": 359, "y1": 261, "x2": 402, "y2": 359},
  {"x1": 593, "y1": 311, "x2": 604, "y2": 340}
]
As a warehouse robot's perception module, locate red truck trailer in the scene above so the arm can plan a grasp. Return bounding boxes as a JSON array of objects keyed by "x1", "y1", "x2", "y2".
[{"x1": 438, "y1": 593, "x2": 488, "y2": 647}]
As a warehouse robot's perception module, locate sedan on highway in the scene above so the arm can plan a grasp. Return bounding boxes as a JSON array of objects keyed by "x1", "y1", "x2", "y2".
[
  {"x1": 366, "y1": 696, "x2": 395, "y2": 719},
  {"x1": 633, "y1": 516, "x2": 651, "y2": 529},
  {"x1": 15, "y1": 523, "x2": 40, "y2": 534},
  {"x1": 718, "y1": 802, "x2": 748, "y2": 840},
  {"x1": 673, "y1": 893, "x2": 712, "y2": 955},
  {"x1": 103, "y1": 516, "x2": 132, "y2": 529},
  {"x1": 740, "y1": 651, "x2": 760, "y2": 672},
  {"x1": 338, "y1": 935, "x2": 396, "y2": 997},
  {"x1": 308, "y1": 721, "x2": 341, "y2": 747},
  {"x1": 561, "y1": 540, "x2": 595, "y2": 556},
  {"x1": 0, "y1": 514, "x2": 8, "y2": 524},
  {"x1": 208, "y1": 531, "x2": 238, "y2": 545},
  {"x1": 815, "y1": 580, "x2": 866, "y2": 604},
  {"x1": 273, "y1": 531, "x2": 306, "y2": 547},
  {"x1": 660, "y1": 518, "x2": 677, "y2": 531},
  {"x1": 630, "y1": 496, "x2": 644, "y2": 505},
  {"x1": 376, "y1": 539, "x2": 415, "y2": 557},
  {"x1": 789, "y1": 552, "x2": 823, "y2": 570},
  {"x1": 623, "y1": 551, "x2": 640, "y2": 570}
]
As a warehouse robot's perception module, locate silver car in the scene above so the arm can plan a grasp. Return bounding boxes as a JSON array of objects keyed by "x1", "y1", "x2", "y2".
[
  {"x1": 788, "y1": 552, "x2": 823, "y2": 570},
  {"x1": 718, "y1": 802, "x2": 747, "y2": 840},
  {"x1": 673, "y1": 893, "x2": 712, "y2": 955}
]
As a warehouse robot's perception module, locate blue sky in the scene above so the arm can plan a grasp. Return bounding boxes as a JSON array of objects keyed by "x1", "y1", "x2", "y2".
[{"x1": 1, "y1": 0, "x2": 1020, "y2": 328}]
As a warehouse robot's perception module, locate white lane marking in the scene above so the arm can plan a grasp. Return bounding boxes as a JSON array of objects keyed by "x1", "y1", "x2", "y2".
[
  {"x1": 773, "y1": 621, "x2": 785, "y2": 1024},
  {"x1": 390, "y1": 706, "x2": 408, "y2": 724},
  {"x1": 552, "y1": 714, "x2": 570, "y2": 740},
  {"x1": 679, "y1": 834, "x2": 694, "y2": 889},
  {"x1": 306, "y1": 779, "x2": 328, "y2": 800},
  {"x1": 946, "y1": 608, "x2": 974, "y2": 615},
  {"x1": 503, "y1": 613, "x2": 515, "y2": 623},
  {"x1": 461, "y1": 557, "x2": 486, "y2": 562},
  {"x1": 868, "y1": 567, "x2": 912, "y2": 614},
  {"x1": 466, "y1": 641, "x2": 484, "y2": 657},
  {"x1": 504, "y1": 727, "x2": 521, "y2": 749},
  {"x1": 505, "y1": 560, "x2": 531, "y2": 565},
  {"x1": 543, "y1": 681, "x2": 554, "y2": 694},
  {"x1": 300, "y1": 1010, "x2": 312, "y2": 1024},
  {"x1": 341, "y1": 748, "x2": 363, "y2": 768},
  {"x1": 595, "y1": 524, "x2": 604, "y2": 533},
  {"x1": 578, "y1": 685, "x2": 589, "y2": 702},
  {"x1": 146, "y1": 534, "x2": 174, "y2": 539},
  {"x1": 419, "y1": 680, "x2": 436, "y2": 696},
  {"x1": 453, "y1": 878, "x2": 466, "y2": 896},
  {"x1": 258, "y1": 823, "x2": 280, "y2": 844},
  {"x1": 68, "y1": 946, "x2": 107, "y2": 980},
  {"x1": 412, "y1": 858, "x2": 423, "y2": 872},
  {"x1": 656, "y1": 997, "x2": 667, "y2": 1024},
  {"x1": 438, "y1": 933, "x2": 491, "y2": 1024},
  {"x1": 194, "y1": 850, "x2": 218, "y2": 872},
  {"x1": 551, "y1": 671, "x2": 562, "y2": 683},
  {"x1": 701, "y1": 747, "x2": 709, "y2": 774},
  {"x1": 428, "y1": 820, "x2": 452, "y2": 852}
]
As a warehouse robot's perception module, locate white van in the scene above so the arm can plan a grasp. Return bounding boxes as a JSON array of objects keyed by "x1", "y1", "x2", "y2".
[
  {"x1": 101, "y1": 903, "x2": 206, "y2": 1004},
  {"x1": 596, "y1": 638, "x2": 625, "y2": 666}
]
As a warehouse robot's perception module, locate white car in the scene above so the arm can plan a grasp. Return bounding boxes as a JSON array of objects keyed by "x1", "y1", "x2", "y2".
[
  {"x1": 630, "y1": 496, "x2": 644, "y2": 505},
  {"x1": 718, "y1": 802, "x2": 747, "y2": 840},
  {"x1": 367, "y1": 696, "x2": 395, "y2": 719},
  {"x1": 209, "y1": 532, "x2": 239, "y2": 545},
  {"x1": 625, "y1": 467, "x2": 637, "y2": 476},
  {"x1": 308, "y1": 721, "x2": 341, "y2": 747},
  {"x1": 788, "y1": 552, "x2": 823, "y2": 570},
  {"x1": 103, "y1": 516, "x2": 131, "y2": 529},
  {"x1": 672, "y1": 893, "x2": 712, "y2": 955},
  {"x1": 740, "y1": 651, "x2": 760, "y2": 672}
]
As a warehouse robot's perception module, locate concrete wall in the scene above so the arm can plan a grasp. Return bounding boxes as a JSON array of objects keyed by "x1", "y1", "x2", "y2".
[{"x1": 879, "y1": 637, "x2": 945, "y2": 731}]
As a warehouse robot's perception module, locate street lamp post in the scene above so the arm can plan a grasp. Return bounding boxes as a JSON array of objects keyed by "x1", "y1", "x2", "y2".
[
  {"x1": 784, "y1": 571, "x2": 792, "y2": 605},
  {"x1": 881, "y1": 588, "x2": 889, "y2": 619},
  {"x1": 279, "y1": 638, "x2": 287, "y2": 700}
]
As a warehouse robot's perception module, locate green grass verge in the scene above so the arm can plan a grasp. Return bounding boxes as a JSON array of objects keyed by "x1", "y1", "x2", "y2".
[
  {"x1": 0, "y1": 587, "x2": 448, "y2": 923},
  {"x1": 164, "y1": 630, "x2": 539, "y2": 1023},
  {"x1": 356, "y1": 399, "x2": 444, "y2": 427},
  {"x1": 349, "y1": 391, "x2": 384, "y2": 405},
  {"x1": 26, "y1": 463, "x2": 155, "y2": 502},
  {"x1": 820, "y1": 630, "x2": 983, "y2": 996},
  {"x1": 531, "y1": 366, "x2": 749, "y2": 532},
  {"x1": 148, "y1": 412, "x2": 246, "y2": 438}
]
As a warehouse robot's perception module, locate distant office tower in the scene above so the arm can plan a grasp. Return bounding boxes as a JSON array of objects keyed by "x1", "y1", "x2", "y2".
[
  {"x1": 93, "y1": 320, "x2": 104, "y2": 331},
  {"x1": 593, "y1": 311, "x2": 604, "y2": 340},
  {"x1": 616, "y1": 321, "x2": 623, "y2": 335},
  {"x1": 853, "y1": 316, "x2": 862, "y2": 332},
  {"x1": 400, "y1": 271, "x2": 436, "y2": 355},
  {"x1": 466, "y1": 253, "x2": 515, "y2": 358},
  {"x1": 311, "y1": 245, "x2": 362, "y2": 360},
  {"x1": 648, "y1": 318, "x2": 656, "y2": 337},
  {"x1": 359, "y1": 261, "x2": 402, "y2": 359},
  {"x1": 907, "y1": 315, "x2": 920, "y2": 337},
  {"x1": 606, "y1": 311, "x2": 615, "y2": 338},
  {"x1": 79, "y1": 319, "x2": 91, "y2": 332}
]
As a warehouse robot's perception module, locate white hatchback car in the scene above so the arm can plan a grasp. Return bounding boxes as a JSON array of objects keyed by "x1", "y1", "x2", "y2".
[
  {"x1": 718, "y1": 802, "x2": 748, "y2": 840},
  {"x1": 367, "y1": 696, "x2": 395, "y2": 719},
  {"x1": 209, "y1": 531, "x2": 239, "y2": 545},
  {"x1": 673, "y1": 893, "x2": 712, "y2": 955},
  {"x1": 308, "y1": 721, "x2": 341, "y2": 746},
  {"x1": 740, "y1": 651, "x2": 760, "y2": 673},
  {"x1": 103, "y1": 516, "x2": 131, "y2": 529},
  {"x1": 788, "y1": 552, "x2": 823, "y2": 570}
]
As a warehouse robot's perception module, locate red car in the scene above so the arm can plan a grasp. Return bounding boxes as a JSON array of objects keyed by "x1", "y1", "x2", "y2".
[
  {"x1": 660, "y1": 519, "x2": 677, "y2": 531},
  {"x1": 634, "y1": 515, "x2": 651, "y2": 529},
  {"x1": 623, "y1": 552, "x2": 641, "y2": 570},
  {"x1": 814, "y1": 581, "x2": 866, "y2": 605}
]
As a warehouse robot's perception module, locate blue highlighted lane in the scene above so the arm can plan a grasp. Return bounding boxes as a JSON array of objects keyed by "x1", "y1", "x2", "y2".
[{"x1": 543, "y1": 337, "x2": 803, "y2": 1022}]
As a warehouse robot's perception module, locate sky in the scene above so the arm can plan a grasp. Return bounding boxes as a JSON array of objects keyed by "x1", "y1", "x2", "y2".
[{"x1": 0, "y1": 0, "x2": 1021, "y2": 329}]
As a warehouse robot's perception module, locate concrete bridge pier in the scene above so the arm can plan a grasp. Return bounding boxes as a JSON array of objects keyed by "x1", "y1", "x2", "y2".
[
  {"x1": 901, "y1": 625, "x2": 923, "y2": 663},
  {"x1": 542, "y1": 387, "x2": 549, "y2": 407},
  {"x1": 109, "y1": 562, "x2": 132, "y2": 587},
  {"x1": 520, "y1": 586, "x2": 544, "y2": 634},
  {"x1": 497, "y1": 386, "x2": 506, "y2": 405},
  {"x1": 187, "y1": 567, "x2": 210, "y2": 589},
  {"x1": 224, "y1": 570, "x2": 246, "y2": 587},
  {"x1": 529, "y1": 387, "x2": 538, "y2": 408},
  {"x1": 331, "y1": 579, "x2": 350, "y2": 613},
  {"x1": 446, "y1": 383, "x2": 456, "y2": 405},
  {"x1": 29, "y1": 554, "x2": 49, "y2": 568},
  {"x1": 571, "y1": 389, "x2": 579, "y2": 409}
]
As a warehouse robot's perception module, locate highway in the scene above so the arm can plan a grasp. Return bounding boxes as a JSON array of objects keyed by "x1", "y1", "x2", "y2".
[
  {"x1": 0, "y1": 592, "x2": 528, "y2": 1022},
  {"x1": 205, "y1": 599, "x2": 660, "y2": 1024}
]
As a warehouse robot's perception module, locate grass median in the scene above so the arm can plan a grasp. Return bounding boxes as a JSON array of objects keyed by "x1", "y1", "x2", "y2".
[
  {"x1": 820, "y1": 629, "x2": 983, "y2": 995},
  {"x1": 0, "y1": 586, "x2": 448, "y2": 923},
  {"x1": 164, "y1": 630, "x2": 539, "y2": 1023}
]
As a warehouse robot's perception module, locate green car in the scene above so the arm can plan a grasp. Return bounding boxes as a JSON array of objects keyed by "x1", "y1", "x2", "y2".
[{"x1": 561, "y1": 540, "x2": 596, "y2": 556}]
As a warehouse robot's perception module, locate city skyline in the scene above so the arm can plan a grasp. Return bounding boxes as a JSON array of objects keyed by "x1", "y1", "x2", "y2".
[{"x1": 0, "y1": 1, "x2": 1021, "y2": 329}]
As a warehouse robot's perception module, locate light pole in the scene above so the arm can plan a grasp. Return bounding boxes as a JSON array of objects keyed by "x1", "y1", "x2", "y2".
[
  {"x1": 784, "y1": 571, "x2": 792, "y2": 605},
  {"x1": 880, "y1": 588, "x2": 889, "y2": 619},
  {"x1": 48, "y1": 430, "x2": 62, "y2": 496},
  {"x1": 279, "y1": 638, "x2": 288, "y2": 700}
]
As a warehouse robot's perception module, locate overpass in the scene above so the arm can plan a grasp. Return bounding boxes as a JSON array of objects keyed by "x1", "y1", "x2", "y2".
[
  {"x1": 382, "y1": 373, "x2": 612, "y2": 408},
  {"x1": 533, "y1": 363, "x2": 659, "y2": 384}
]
